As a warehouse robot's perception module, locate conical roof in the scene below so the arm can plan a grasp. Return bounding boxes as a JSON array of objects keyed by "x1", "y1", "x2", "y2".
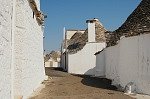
[
  {"x1": 106, "y1": 0, "x2": 150, "y2": 47},
  {"x1": 67, "y1": 19, "x2": 106, "y2": 54},
  {"x1": 116, "y1": 0, "x2": 150, "y2": 34}
]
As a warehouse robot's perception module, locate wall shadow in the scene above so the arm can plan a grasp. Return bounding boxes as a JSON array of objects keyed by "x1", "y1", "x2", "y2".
[
  {"x1": 84, "y1": 67, "x2": 96, "y2": 75},
  {"x1": 74, "y1": 74, "x2": 117, "y2": 91},
  {"x1": 80, "y1": 67, "x2": 117, "y2": 91}
]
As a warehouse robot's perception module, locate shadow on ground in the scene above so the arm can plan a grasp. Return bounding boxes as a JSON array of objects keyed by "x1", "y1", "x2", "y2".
[
  {"x1": 45, "y1": 67, "x2": 67, "y2": 77},
  {"x1": 29, "y1": 67, "x2": 133, "y2": 99},
  {"x1": 73, "y1": 74, "x2": 118, "y2": 91},
  {"x1": 45, "y1": 67, "x2": 117, "y2": 91}
]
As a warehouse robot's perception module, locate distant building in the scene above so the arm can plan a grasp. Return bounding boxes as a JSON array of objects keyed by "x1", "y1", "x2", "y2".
[
  {"x1": 61, "y1": 29, "x2": 85, "y2": 70},
  {"x1": 0, "y1": 0, "x2": 45, "y2": 98},
  {"x1": 61, "y1": 18, "x2": 106, "y2": 75},
  {"x1": 44, "y1": 51, "x2": 61, "y2": 68},
  {"x1": 45, "y1": 58, "x2": 60, "y2": 68}
]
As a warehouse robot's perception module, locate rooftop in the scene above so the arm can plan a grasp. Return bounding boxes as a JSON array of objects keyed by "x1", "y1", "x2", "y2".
[
  {"x1": 106, "y1": 0, "x2": 150, "y2": 47},
  {"x1": 67, "y1": 19, "x2": 106, "y2": 54}
]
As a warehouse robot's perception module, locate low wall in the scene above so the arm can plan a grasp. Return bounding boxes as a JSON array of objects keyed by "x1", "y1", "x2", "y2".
[
  {"x1": 95, "y1": 50, "x2": 105, "y2": 77},
  {"x1": 68, "y1": 42, "x2": 105, "y2": 75},
  {"x1": 118, "y1": 34, "x2": 150, "y2": 94},
  {"x1": 96, "y1": 33, "x2": 150, "y2": 95},
  {"x1": 105, "y1": 45, "x2": 120, "y2": 85}
]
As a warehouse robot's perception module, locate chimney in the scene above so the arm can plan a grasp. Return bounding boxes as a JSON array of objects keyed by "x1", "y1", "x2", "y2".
[{"x1": 86, "y1": 18, "x2": 97, "y2": 42}]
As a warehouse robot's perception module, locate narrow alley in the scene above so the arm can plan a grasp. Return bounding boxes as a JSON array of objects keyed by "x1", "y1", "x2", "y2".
[{"x1": 29, "y1": 67, "x2": 133, "y2": 99}]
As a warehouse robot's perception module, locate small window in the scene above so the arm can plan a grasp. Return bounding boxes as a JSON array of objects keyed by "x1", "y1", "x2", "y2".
[{"x1": 33, "y1": 12, "x2": 34, "y2": 18}]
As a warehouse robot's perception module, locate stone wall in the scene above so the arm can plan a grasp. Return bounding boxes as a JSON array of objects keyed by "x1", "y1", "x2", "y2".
[{"x1": 0, "y1": 1, "x2": 13, "y2": 99}]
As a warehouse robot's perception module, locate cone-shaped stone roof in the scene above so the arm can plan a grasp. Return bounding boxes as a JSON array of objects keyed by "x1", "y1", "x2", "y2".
[
  {"x1": 67, "y1": 19, "x2": 106, "y2": 54},
  {"x1": 106, "y1": 0, "x2": 150, "y2": 47}
]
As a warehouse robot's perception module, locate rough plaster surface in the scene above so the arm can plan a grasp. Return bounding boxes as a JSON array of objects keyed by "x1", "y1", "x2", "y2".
[
  {"x1": 0, "y1": 0, "x2": 45, "y2": 98},
  {"x1": 105, "y1": 45, "x2": 120, "y2": 85},
  {"x1": 96, "y1": 33, "x2": 150, "y2": 95},
  {"x1": 95, "y1": 50, "x2": 105, "y2": 77},
  {"x1": 68, "y1": 42, "x2": 106, "y2": 75},
  {"x1": 88, "y1": 22, "x2": 95, "y2": 42},
  {"x1": 14, "y1": 0, "x2": 45, "y2": 98},
  {"x1": 0, "y1": 1, "x2": 12, "y2": 99}
]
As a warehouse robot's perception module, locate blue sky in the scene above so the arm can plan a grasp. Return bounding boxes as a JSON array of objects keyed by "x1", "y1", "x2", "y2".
[{"x1": 41, "y1": 0, "x2": 141, "y2": 53}]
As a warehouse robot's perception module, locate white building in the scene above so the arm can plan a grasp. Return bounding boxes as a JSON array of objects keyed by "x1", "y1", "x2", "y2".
[
  {"x1": 61, "y1": 18, "x2": 106, "y2": 75},
  {"x1": 61, "y1": 29, "x2": 85, "y2": 71},
  {"x1": 0, "y1": 0, "x2": 45, "y2": 99},
  {"x1": 45, "y1": 58, "x2": 60, "y2": 68}
]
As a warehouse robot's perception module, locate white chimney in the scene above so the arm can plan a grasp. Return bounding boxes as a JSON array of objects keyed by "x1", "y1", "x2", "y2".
[{"x1": 86, "y1": 19, "x2": 97, "y2": 42}]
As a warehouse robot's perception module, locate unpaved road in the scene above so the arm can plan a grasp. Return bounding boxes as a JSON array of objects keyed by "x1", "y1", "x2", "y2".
[{"x1": 29, "y1": 67, "x2": 133, "y2": 99}]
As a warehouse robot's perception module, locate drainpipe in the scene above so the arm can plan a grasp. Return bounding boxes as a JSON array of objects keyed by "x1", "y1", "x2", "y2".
[{"x1": 11, "y1": 0, "x2": 16, "y2": 99}]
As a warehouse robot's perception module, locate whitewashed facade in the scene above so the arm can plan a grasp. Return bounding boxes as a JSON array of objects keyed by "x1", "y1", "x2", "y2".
[
  {"x1": 0, "y1": 1, "x2": 13, "y2": 99},
  {"x1": 45, "y1": 58, "x2": 60, "y2": 68},
  {"x1": 95, "y1": 33, "x2": 150, "y2": 95},
  {"x1": 61, "y1": 19, "x2": 106, "y2": 75},
  {"x1": 68, "y1": 42, "x2": 105, "y2": 75},
  {"x1": 0, "y1": 0, "x2": 45, "y2": 99},
  {"x1": 61, "y1": 30, "x2": 85, "y2": 71},
  {"x1": 95, "y1": 50, "x2": 105, "y2": 77}
]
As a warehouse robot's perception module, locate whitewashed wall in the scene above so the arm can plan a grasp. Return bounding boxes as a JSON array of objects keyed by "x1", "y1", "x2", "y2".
[
  {"x1": 52, "y1": 62, "x2": 60, "y2": 67},
  {"x1": 45, "y1": 61, "x2": 50, "y2": 67},
  {"x1": 105, "y1": 45, "x2": 120, "y2": 85},
  {"x1": 96, "y1": 33, "x2": 150, "y2": 95},
  {"x1": 14, "y1": 0, "x2": 45, "y2": 98},
  {"x1": 45, "y1": 61, "x2": 60, "y2": 67},
  {"x1": 118, "y1": 34, "x2": 150, "y2": 94},
  {"x1": 95, "y1": 50, "x2": 105, "y2": 77},
  {"x1": 0, "y1": 0, "x2": 45, "y2": 98},
  {"x1": 68, "y1": 42, "x2": 106, "y2": 75},
  {"x1": 0, "y1": 1, "x2": 12, "y2": 99}
]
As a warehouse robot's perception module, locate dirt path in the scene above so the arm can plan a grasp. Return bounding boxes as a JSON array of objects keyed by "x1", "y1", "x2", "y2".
[{"x1": 29, "y1": 67, "x2": 133, "y2": 99}]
